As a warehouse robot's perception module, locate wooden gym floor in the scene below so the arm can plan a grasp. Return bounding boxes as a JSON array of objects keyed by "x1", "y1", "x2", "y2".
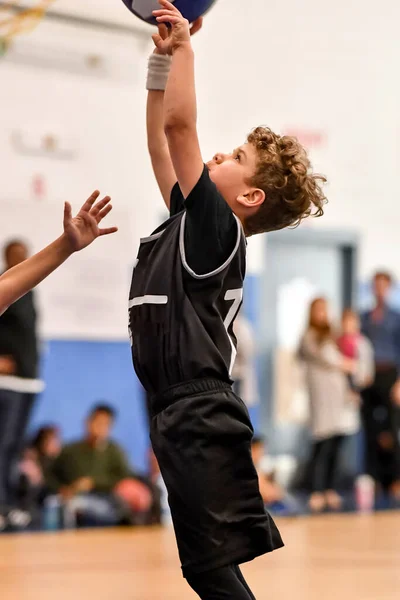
[{"x1": 1, "y1": 512, "x2": 399, "y2": 600}]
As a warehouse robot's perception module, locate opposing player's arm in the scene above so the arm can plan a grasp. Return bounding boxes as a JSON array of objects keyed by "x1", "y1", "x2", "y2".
[
  {"x1": 153, "y1": 3, "x2": 204, "y2": 199},
  {"x1": 0, "y1": 237, "x2": 71, "y2": 317},
  {"x1": 0, "y1": 192, "x2": 117, "y2": 316}
]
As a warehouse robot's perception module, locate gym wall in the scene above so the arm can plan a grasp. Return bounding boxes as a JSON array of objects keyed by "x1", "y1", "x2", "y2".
[{"x1": 0, "y1": 0, "x2": 399, "y2": 470}]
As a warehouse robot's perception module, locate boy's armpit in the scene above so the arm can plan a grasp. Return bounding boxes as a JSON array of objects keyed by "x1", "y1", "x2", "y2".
[
  {"x1": 183, "y1": 166, "x2": 239, "y2": 275},
  {"x1": 169, "y1": 182, "x2": 184, "y2": 217}
]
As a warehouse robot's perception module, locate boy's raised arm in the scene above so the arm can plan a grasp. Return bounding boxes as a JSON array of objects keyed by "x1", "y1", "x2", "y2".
[
  {"x1": 153, "y1": 1, "x2": 204, "y2": 199},
  {"x1": 146, "y1": 37, "x2": 177, "y2": 209}
]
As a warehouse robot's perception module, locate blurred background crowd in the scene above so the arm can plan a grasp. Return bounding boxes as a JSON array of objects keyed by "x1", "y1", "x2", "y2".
[
  {"x1": 0, "y1": 0, "x2": 399, "y2": 549},
  {"x1": 1, "y1": 239, "x2": 399, "y2": 533}
]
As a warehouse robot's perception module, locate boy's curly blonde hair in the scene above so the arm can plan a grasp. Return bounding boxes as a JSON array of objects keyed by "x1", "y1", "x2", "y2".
[{"x1": 244, "y1": 127, "x2": 327, "y2": 236}]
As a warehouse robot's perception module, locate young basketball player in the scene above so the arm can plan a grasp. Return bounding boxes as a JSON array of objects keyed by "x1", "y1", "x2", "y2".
[
  {"x1": 129, "y1": 2, "x2": 326, "y2": 598},
  {"x1": 0, "y1": 191, "x2": 117, "y2": 316}
]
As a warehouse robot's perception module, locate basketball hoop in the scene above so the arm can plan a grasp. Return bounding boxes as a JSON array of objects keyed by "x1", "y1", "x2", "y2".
[{"x1": 0, "y1": 0, "x2": 55, "y2": 54}]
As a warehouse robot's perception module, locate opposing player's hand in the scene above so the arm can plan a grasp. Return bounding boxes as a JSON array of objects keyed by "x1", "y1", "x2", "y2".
[
  {"x1": 63, "y1": 191, "x2": 118, "y2": 253},
  {"x1": 152, "y1": 0, "x2": 202, "y2": 54}
]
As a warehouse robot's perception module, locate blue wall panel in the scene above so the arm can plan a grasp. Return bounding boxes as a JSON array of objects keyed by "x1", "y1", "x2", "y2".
[{"x1": 31, "y1": 341, "x2": 150, "y2": 473}]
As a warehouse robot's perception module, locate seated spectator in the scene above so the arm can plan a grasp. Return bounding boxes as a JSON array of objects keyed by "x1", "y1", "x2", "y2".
[
  {"x1": 148, "y1": 447, "x2": 170, "y2": 524},
  {"x1": 251, "y1": 437, "x2": 299, "y2": 515},
  {"x1": 252, "y1": 437, "x2": 284, "y2": 505},
  {"x1": 47, "y1": 404, "x2": 155, "y2": 527},
  {"x1": 17, "y1": 425, "x2": 61, "y2": 520}
]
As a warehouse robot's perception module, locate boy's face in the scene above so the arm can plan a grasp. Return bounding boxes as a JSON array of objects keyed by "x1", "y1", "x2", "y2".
[{"x1": 206, "y1": 143, "x2": 265, "y2": 216}]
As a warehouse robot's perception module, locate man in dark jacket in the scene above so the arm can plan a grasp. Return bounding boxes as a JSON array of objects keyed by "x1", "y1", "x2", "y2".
[{"x1": 361, "y1": 271, "x2": 400, "y2": 500}]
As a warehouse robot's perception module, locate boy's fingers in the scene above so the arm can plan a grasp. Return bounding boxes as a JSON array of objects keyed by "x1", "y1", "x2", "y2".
[
  {"x1": 152, "y1": 34, "x2": 169, "y2": 52},
  {"x1": 152, "y1": 33, "x2": 162, "y2": 46},
  {"x1": 190, "y1": 17, "x2": 203, "y2": 36},
  {"x1": 158, "y1": 23, "x2": 168, "y2": 40},
  {"x1": 156, "y1": 14, "x2": 181, "y2": 24},
  {"x1": 159, "y1": 0, "x2": 180, "y2": 13},
  {"x1": 153, "y1": 9, "x2": 184, "y2": 19}
]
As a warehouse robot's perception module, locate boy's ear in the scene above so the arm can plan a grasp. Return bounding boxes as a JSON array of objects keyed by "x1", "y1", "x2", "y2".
[{"x1": 237, "y1": 188, "x2": 265, "y2": 208}]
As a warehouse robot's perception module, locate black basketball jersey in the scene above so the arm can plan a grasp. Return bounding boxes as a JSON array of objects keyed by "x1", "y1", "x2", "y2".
[{"x1": 128, "y1": 170, "x2": 246, "y2": 395}]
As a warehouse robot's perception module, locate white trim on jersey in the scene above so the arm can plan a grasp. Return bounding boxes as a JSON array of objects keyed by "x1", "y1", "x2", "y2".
[
  {"x1": 179, "y1": 213, "x2": 243, "y2": 280},
  {"x1": 0, "y1": 375, "x2": 45, "y2": 394},
  {"x1": 223, "y1": 289, "x2": 244, "y2": 375},
  {"x1": 140, "y1": 232, "x2": 164, "y2": 244},
  {"x1": 129, "y1": 295, "x2": 168, "y2": 308}
]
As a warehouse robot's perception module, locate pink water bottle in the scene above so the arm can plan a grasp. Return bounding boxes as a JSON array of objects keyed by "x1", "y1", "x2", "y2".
[{"x1": 355, "y1": 475, "x2": 375, "y2": 513}]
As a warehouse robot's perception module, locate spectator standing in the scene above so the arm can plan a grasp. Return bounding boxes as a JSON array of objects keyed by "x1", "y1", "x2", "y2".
[
  {"x1": 232, "y1": 313, "x2": 259, "y2": 407},
  {"x1": 361, "y1": 272, "x2": 400, "y2": 499},
  {"x1": 337, "y1": 309, "x2": 375, "y2": 393},
  {"x1": 17, "y1": 426, "x2": 61, "y2": 522},
  {"x1": 299, "y1": 298, "x2": 356, "y2": 512},
  {"x1": 251, "y1": 437, "x2": 284, "y2": 506},
  {"x1": 0, "y1": 241, "x2": 43, "y2": 527}
]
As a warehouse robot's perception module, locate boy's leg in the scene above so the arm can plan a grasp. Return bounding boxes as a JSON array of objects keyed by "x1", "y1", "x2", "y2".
[
  {"x1": 233, "y1": 566, "x2": 257, "y2": 600},
  {"x1": 186, "y1": 564, "x2": 256, "y2": 600}
]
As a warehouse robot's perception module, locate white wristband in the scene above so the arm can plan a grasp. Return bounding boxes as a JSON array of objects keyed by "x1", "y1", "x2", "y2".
[{"x1": 146, "y1": 53, "x2": 172, "y2": 91}]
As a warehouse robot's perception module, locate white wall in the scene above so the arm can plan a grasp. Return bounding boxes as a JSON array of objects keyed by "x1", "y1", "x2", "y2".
[
  {"x1": 0, "y1": 17, "x2": 158, "y2": 338},
  {"x1": 1, "y1": 0, "x2": 400, "y2": 337},
  {"x1": 193, "y1": 0, "x2": 400, "y2": 277}
]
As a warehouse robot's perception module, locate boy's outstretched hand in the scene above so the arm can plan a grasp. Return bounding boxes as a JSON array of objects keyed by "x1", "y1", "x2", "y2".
[
  {"x1": 152, "y1": 0, "x2": 202, "y2": 54},
  {"x1": 63, "y1": 191, "x2": 118, "y2": 253}
]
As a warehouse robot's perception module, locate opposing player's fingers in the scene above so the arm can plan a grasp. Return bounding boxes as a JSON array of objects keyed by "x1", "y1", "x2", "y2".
[
  {"x1": 97, "y1": 203, "x2": 113, "y2": 222},
  {"x1": 91, "y1": 195, "x2": 111, "y2": 216},
  {"x1": 63, "y1": 201, "x2": 72, "y2": 224},
  {"x1": 81, "y1": 190, "x2": 100, "y2": 212},
  {"x1": 190, "y1": 17, "x2": 203, "y2": 36},
  {"x1": 99, "y1": 226, "x2": 118, "y2": 236}
]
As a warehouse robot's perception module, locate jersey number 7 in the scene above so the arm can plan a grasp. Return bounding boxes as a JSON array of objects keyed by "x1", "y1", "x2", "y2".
[{"x1": 224, "y1": 288, "x2": 243, "y2": 375}]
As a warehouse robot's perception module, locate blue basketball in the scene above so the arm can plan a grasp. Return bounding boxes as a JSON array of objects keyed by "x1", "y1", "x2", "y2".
[{"x1": 121, "y1": 0, "x2": 218, "y2": 25}]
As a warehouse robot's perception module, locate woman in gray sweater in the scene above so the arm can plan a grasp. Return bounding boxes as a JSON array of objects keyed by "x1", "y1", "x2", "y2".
[{"x1": 299, "y1": 298, "x2": 374, "y2": 512}]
